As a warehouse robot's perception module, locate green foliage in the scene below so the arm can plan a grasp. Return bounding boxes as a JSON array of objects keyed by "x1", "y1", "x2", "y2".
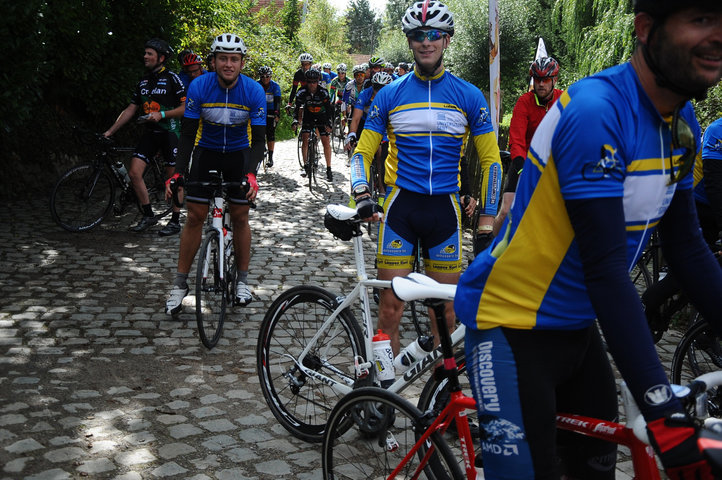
[
  {"x1": 299, "y1": 0, "x2": 351, "y2": 63},
  {"x1": 696, "y1": 84, "x2": 722, "y2": 130},
  {"x1": 346, "y1": 0, "x2": 382, "y2": 53},
  {"x1": 281, "y1": 0, "x2": 303, "y2": 43},
  {"x1": 375, "y1": 29, "x2": 413, "y2": 66},
  {"x1": 383, "y1": 0, "x2": 412, "y2": 30}
]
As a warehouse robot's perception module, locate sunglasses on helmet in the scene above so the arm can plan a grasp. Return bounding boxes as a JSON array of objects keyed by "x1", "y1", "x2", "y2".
[{"x1": 407, "y1": 29, "x2": 447, "y2": 42}]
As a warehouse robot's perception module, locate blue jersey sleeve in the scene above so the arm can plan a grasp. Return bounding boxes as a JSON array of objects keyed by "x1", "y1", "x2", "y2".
[
  {"x1": 183, "y1": 75, "x2": 206, "y2": 120},
  {"x1": 363, "y1": 88, "x2": 387, "y2": 135},
  {"x1": 465, "y1": 90, "x2": 494, "y2": 138},
  {"x1": 551, "y1": 87, "x2": 628, "y2": 200},
  {"x1": 703, "y1": 118, "x2": 722, "y2": 161},
  {"x1": 271, "y1": 81, "x2": 282, "y2": 98}
]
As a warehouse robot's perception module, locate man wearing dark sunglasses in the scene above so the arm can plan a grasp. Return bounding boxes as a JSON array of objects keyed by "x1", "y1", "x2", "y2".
[
  {"x1": 349, "y1": 0, "x2": 502, "y2": 357},
  {"x1": 456, "y1": 2, "x2": 722, "y2": 479},
  {"x1": 292, "y1": 68, "x2": 334, "y2": 181}
]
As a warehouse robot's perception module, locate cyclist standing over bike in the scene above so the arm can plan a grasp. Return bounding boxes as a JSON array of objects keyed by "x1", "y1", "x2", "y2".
[
  {"x1": 329, "y1": 64, "x2": 349, "y2": 132},
  {"x1": 258, "y1": 66, "x2": 281, "y2": 168},
  {"x1": 351, "y1": 0, "x2": 502, "y2": 354},
  {"x1": 342, "y1": 65, "x2": 366, "y2": 127},
  {"x1": 164, "y1": 33, "x2": 266, "y2": 314},
  {"x1": 103, "y1": 38, "x2": 186, "y2": 235},
  {"x1": 287, "y1": 53, "x2": 313, "y2": 109},
  {"x1": 456, "y1": 1, "x2": 722, "y2": 478},
  {"x1": 292, "y1": 69, "x2": 334, "y2": 182},
  {"x1": 489, "y1": 57, "x2": 564, "y2": 250}
]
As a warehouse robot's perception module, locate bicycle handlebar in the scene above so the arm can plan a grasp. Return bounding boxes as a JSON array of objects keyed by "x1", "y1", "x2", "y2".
[{"x1": 169, "y1": 172, "x2": 256, "y2": 209}]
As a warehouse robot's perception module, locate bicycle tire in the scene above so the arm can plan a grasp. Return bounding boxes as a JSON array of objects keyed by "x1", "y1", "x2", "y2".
[
  {"x1": 50, "y1": 163, "x2": 115, "y2": 232},
  {"x1": 671, "y1": 317, "x2": 722, "y2": 417},
  {"x1": 417, "y1": 351, "x2": 479, "y2": 474},
  {"x1": 322, "y1": 387, "x2": 463, "y2": 480},
  {"x1": 196, "y1": 230, "x2": 226, "y2": 349},
  {"x1": 331, "y1": 115, "x2": 341, "y2": 155},
  {"x1": 309, "y1": 135, "x2": 318, "y2": 193},
  {"x1": 143, "y1": 158, "x2": 172, "y2": 220},
  {"x1": 297, "y1": 134, "x2": 304, "y2": 170},
  {"x1": 257, "y1": 285, "x2": 364, "y2": 443}
]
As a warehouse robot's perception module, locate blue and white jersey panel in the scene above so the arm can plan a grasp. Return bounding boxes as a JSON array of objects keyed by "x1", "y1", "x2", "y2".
[
  {"x1": 455, "y1": 62, "x2": 701, "y2": 332},
  {"x1": 184, "y1": 72, "x2": 266, "y2": 152},
  {"x1": 695, "y1": 117, "x2": 722, "y2": 204},
  {"x1": 364, "y1": 70, "x2": 494, "y2": 195}
]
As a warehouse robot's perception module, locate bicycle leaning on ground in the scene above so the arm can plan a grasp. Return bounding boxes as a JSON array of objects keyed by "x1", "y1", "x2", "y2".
[
  {"x1": 256, "y1": 204, "x2": 467, "y2": 443},
  {"x1": 170, "y1": 171, "x2": 252, "y2": 350},
  {"x1": 50, "y1": 131, "x2": 171, "y2": 232},
  {"x1": 322, "y1": 274, "x2": 722, "y2": 480}
]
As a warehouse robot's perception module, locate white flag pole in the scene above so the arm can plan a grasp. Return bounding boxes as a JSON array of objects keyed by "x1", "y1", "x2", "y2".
[
  {"x1": 489, "y1": 0, "x2": 500, "y2": 137},
  {"x1": 529, "y1": 37, "x2": 548, "y2": 88}
]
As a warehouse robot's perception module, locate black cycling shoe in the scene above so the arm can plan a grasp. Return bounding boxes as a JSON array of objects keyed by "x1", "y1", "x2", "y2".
[
  {"x1": 326, "y1": 167, "x2": 333, "y2": 181},
  {"x1": 131, "y1": 216, "x2": 158, "y2": 232},
  {"x1": 158, "y1": 221, "x2": 181, "y2": 237},
  {"x1": 267, "y1": 159, "x2": 273, "y2": 167}
]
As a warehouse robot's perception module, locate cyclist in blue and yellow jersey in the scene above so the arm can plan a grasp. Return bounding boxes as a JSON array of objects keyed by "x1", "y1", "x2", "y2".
[
  {"x1": 456, "y1": 1, "x2": 722, "y2": 479},
  {"x1": 287, "y1": 53, "x2": 313, "y2": 110},
  {"x1": 164, "y1": 33, "x2": 266, "y2": 315},
  {"x1": 103, "y1": 38, "x2": 186, "y2": 235},
  {"x1": 397, "y1": 62, "x2": 410, "y2": 77},
  {"x1": 322, "y1": 62, "x2": 337, "y2": 81},
  {"x1": 695, "y1": 117, "x2": 722, "y2": 247},
  {"x1": 342, "y1": 64, "x2": 366, "y2": 125},
  {"x1": 258, "y1": 66, "x2": 281, "y2": 168},
  {"x1": 350, "y1": 0, "x2": 502, "y2": 354}
]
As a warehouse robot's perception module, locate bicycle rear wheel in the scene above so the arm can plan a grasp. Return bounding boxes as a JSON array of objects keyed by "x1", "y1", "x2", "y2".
[
  {"x1": 331, "y1": 115, "x2": 341, "y2": 155},
  {"x1": 50, "y1": 163, "x2": 115, "y2": 232},
  {"x1": 257, "y1": 285, "x2": 364, "y2": 443},
  {"x1": 309, "y1": 136, "x2": 318, "y2": 193},
  {"x1": 322, "y1": 387, "x2": 462, "y2": 480},
  {"x1": 297, "y1": 134, "x2": 304, "y2": 170},
  {"x1": 196, "y1": 230, "x2": 226, "y2": 349},
  {"x1": 671, "y1": 317, "x2": 722, "y2": 417}
]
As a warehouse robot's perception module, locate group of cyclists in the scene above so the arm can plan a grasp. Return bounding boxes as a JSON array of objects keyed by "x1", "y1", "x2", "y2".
[{"x1": 99, "y1": 0, "x2": 722, "y2": 477}]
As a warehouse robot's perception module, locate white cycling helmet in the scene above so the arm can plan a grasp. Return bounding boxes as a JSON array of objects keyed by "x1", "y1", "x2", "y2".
[
  {"x1": 372, "y1": 71, "x2": 393, "y2": 87},
  {"x1": 299, "y1": 52, "x2": 313, "y2": 63},
  {"x1": 401, "y1": 0, "x2": 455, "y2": 36},
  {"x1": 352, "y1": 64, "x2": 365, "y2": 75},
  {"x1": 211, "y1": 33, "x2": 247, "y2": 55},
  {"x1": 322, "y1": 62, "x2": 332, "y2": 70},
  {"x1": 337, "y1": 63, "x2": 347, "y2": 73}
]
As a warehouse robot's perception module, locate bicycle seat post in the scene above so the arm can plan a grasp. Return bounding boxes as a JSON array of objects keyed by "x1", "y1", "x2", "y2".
[{"x1": 426, "y1": 299, "x2": 462, "y2": 393}]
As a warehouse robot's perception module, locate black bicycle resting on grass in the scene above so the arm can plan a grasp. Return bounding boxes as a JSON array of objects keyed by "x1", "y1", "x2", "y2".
[
  {"x1": 50, "y1": 131, "x2": 171, "y2": 232},
  {"x1": 170, "y1": 172, "x2": 253, "y2": 349}
]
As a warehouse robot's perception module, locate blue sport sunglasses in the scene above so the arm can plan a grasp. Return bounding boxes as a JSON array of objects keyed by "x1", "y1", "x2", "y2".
[{"x1": 407, "y1": 29, "x2": 447, "y2": 42}]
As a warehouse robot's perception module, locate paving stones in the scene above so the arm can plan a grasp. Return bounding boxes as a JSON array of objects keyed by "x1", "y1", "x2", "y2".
[{"x1": 0, "y1": 138, "x2": 679, "y2": 479}]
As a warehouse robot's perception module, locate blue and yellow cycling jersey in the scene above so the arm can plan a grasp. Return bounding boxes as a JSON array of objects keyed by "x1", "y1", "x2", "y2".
[
  {"x1": 351, "y1": 69, "x2": 501, "y2": 207},
  {"x1": 455, "y1": 62, "x2": 701, "y2": 332},
  {"x1": 694, "y1": 117, "x2": 722, "y2": 205},
  {"x1": 184, "y1": 72, "x2": 266, "y2": 152}
]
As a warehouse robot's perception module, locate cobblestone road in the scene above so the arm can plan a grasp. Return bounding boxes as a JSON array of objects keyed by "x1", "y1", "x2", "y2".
[{"x1": 1, "y1": 138, "x2": 680, "y2": 479}]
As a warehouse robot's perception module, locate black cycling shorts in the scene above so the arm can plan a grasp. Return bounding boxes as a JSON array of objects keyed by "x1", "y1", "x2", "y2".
[
  {"x1": 301, "y1": 117, "x2": 330, "y2": 136},
  {"x1": 185, "y1": 147, "x2": 251, "y2": 205},
  {"x1": 133, "y1": 129, "x2": 178, "y2": 166}
]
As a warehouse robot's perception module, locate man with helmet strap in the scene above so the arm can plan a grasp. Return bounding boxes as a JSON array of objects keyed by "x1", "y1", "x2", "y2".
[
  {"x1": 292, "y1": 68, "x2": 334, "y2": 181},
  {"x1": 456, "y1": 2, "x2": 722, "y2": 479},
  {"x1": 258, "y1": 66, "x2": 281, "y2": 168},
  {"x1": 103, "y1": 38, "x2": 186, "y2": 235},
  {"x1": 164, "y1": 33, "x2": 266, "y2": 314},
  {"x1": 495, "y1": 56, "x2": 563, "y2": 248},
  {"x1": 287, "y1": 53, "x2": 313, "y2": 110},
  {"x1": 350, "y1": 0, "x2": 502, "y2": 356},
  {"x1": 343, "y1": 65, "x2": 367, "y2": 133},
  {"x1": 363, "y1": 55, "x2": 385, "y2": 90}
]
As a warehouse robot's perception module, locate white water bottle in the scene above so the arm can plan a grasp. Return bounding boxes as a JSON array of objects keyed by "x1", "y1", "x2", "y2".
[
  {"x1": 372, "y1": 330, "x2": 395, "y2": 388},
  {"x1": 114, "y1": 161, "x2": 130, "y2": 185},
  {"x1": 393, "y1": 335, "x2": 434, "y2": 372}
]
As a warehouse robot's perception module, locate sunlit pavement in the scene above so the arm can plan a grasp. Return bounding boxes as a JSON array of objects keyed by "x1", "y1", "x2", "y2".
[{"x1": 0, "y1": 138, "x2": 678, "y2": 479}]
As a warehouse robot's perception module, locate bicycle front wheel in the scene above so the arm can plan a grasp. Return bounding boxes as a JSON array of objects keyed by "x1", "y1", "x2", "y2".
[
  {"x1": 196, "y1": 230, "x2": 226, "y2": 349},
  {"x1": 143, "y1": 158, "x2": 172, "y2": 220},
  {"x1": 297, "y1": 134, "x2": 304, "y2": 169},
  {"x1": 50, "y1": 163, "x2": 115, "y2": 232},
  {"x1": 322, "y1": 387, "x2": 462, "y2": 480},
  {"x1": 417, "y1": 351, "x2": 479, "y2": 474},
  {"x1": 257, "y1": 285, "x2": 364, "y2": 443},
  {"x1": 309, "y1": 137, "x2": 318, "y2": 192}
]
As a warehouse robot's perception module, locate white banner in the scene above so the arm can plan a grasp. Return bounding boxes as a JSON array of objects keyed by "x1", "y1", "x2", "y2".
[
  {"x1": 530, "y1": 37, "x2": 548, "y2": 88},
  {"x1": 488, "y1": 0, "x2": 500, "y2": 137}
]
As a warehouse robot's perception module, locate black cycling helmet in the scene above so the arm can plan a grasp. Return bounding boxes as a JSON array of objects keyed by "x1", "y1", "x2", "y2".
[
  {"x1": 304, "y1": 69, "x2": 321, "y2": 82},
  {"x1": 145, "y1": 38, "x2": 173, "y2": 62},
  {"x1": 634, "y1": 0, "x2": 722, "y2": 16}
]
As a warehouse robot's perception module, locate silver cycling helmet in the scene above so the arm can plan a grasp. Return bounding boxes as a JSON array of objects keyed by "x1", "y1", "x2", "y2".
[
  {"x1": 337, "y1": 63, "x2": 347, "y2": 73},
  {"x1": 298, "y1": 52, "x2": 313, "y2": 63},
  {"x1": 211, "y1": 33, "x2": 247, "y2": 55}
]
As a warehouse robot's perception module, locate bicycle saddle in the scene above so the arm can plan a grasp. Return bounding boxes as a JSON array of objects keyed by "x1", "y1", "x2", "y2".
[
  {"x1": 326, "y1": 204, "x2": 357, "y2": 221},
  {"x1": 392, "y1": 273, "x2": 456, "y2": 303}
]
